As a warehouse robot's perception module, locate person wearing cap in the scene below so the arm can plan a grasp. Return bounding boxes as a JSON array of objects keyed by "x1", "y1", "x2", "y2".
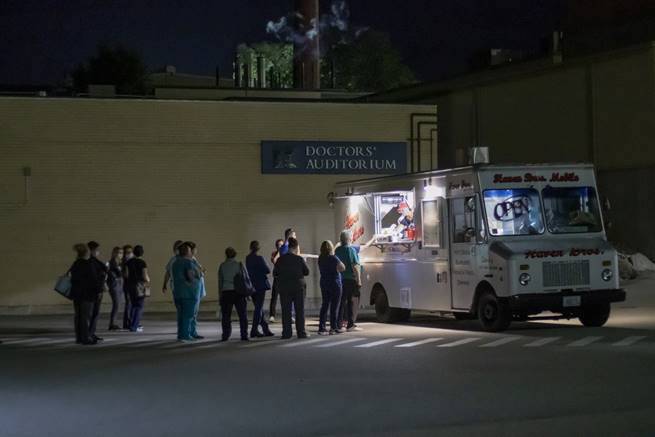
[{"x1": 87, "y1": 241, "x2": 108, "y2": 342}]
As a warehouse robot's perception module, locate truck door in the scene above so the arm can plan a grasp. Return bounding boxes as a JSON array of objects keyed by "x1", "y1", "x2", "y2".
[{"x1": 449, "y1": 196, "x2": 478, "y2": 310}]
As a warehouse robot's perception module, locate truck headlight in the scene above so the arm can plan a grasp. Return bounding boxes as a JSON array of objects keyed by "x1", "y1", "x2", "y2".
[
  {"x1": 601, "y1": 269, "x2": 613, "y2": 282},
  {"x1": 519, "y1": 273, "x2": 531, "y2": 286}
]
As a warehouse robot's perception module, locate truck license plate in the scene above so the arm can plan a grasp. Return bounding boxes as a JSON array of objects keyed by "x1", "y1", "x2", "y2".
[{"x1": 563, "y1": 296, "x2": 581, "y2": 307}]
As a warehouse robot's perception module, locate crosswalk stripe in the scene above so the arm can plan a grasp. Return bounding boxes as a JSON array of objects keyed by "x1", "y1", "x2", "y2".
[
  {"x1": 612, "y1": 336, "x2": 647, "y2": 347},
  {"x1": 279, "y1": 338, "x2": 330, "y2": 348},
  {"x1": 568, "y1": 336, "x2": 602, "y2": 347},
  {"x1": 355, "y1": 338, "x2": 404, "y2": 348},
  {"x1": 437, "y1": 338, "x2": 481, "y2": 348},
  {"x1": 524, "y1": 337, "x2": 560, "y2": 347},
  {"x1": 3, "y1": 337, "x2": 51, "y2": 345},
  {"x1": 315, "y1": 337, "x2": 365, "y2": 348},
  {"x1": 395, "y1": 338, "x2": 443, "y2": 348},
  {"x1": 480, "y1": 337, "x2": 522, "y2": 348}
]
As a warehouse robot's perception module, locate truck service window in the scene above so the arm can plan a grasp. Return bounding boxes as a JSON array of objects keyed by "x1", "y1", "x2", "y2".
[
  {"x1": 483, "y1": 189, "x2": 545, "y2": 236},
  {"x1": 374, "y1": 192, "x2": 415, "y2": 243},
  {"x1": 542, "y1": 186, "x2": 602, "y2": 234}
]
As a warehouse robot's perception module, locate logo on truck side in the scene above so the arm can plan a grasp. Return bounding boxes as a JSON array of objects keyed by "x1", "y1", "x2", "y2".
[
  {"x1": 525, "y1": 248, "x2": 604, "y2": 258},
  {"x1": 493, "y1": 172, "x2": 580, "y2": 184}
]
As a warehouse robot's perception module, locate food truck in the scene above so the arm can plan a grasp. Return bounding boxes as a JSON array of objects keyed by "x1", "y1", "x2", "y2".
[{"x1": 332, "y1": 163, "x2": 626, "y2": 331}]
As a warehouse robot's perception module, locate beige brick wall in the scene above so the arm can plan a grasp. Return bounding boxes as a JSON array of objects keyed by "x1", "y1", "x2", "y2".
[{"x1": 0, "y1": 97, "x2": 434, "y2": 314}]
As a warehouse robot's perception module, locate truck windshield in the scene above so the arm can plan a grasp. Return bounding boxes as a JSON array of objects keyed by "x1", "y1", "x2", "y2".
[
  {"x1": 483, "y1": 189, "x2": 545, "y2": 236},
  {"x1": 542, "y1": 186, "x2": 602, "y2": 234}
]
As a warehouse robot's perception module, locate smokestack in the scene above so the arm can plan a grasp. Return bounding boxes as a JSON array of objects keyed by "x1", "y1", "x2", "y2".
[
  {"x1": 234, "y1": 54, "x2": 241, "y2": 88},
  {"x1": 293, "y1": 0, "x2": 320, "y2": 90},
  {"x1": 257, "y1": 56, "x2": 266, "y2": 89}
]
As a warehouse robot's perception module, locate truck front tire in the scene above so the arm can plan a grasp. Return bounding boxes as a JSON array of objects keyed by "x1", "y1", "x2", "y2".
[
  {"x1": 579, "y1": 303, "x2": 611, "y2": 327},
  {"x1": 477, "y1": 291, "x2": 512, "y2": 332}
]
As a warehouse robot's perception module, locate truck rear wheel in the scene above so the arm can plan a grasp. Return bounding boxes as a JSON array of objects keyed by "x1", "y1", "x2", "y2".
[
  {"x1": 477, "y1": 291, "x2": 512, "y2": 332},
  {"x1": 374, "y1": 292, "x2": 410, "y2": 323},
  {"x1": 579, "y1": 303, "x2": 611, "y2": 327}
]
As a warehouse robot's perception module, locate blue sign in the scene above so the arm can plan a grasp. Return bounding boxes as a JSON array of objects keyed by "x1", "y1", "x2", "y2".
[{"x1": 261, "y1": 141, "x2": 407, "y2": 175}]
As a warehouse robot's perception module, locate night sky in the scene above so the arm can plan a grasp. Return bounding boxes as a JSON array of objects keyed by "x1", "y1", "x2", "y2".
[{"x1": 1, "y1": 0, "x2": 565, "y2": 86}]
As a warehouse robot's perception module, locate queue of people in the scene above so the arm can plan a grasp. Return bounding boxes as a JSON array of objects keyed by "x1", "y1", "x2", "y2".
[{"x1": 64, "y1": 228, "x2": 363, "y2": 345}]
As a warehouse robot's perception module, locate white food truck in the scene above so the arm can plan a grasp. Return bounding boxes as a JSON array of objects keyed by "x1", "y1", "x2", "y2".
[{"x1": 332, "y1": 163, "x2": 626, "y2": 331}]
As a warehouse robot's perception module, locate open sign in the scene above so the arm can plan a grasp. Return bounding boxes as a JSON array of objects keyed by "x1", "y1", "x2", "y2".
[{"x1": 494, "y1": 196, "x2": 531, "y2": 222}]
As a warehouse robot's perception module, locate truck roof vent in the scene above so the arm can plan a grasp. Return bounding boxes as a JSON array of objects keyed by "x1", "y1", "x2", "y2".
[{"x1": 469, "y1": 147, "x2": 490, "y2": 165}]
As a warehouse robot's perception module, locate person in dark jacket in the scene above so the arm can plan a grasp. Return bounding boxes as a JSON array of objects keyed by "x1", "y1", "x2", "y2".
[
  {"x1": 87, "y1": 241, "x2": 108, "y2": 342},
  {"x1": 273, "y1": 237, "x2": 309, "y2": 339},
  {"x1": 107, "y1": 246, "x2": 124, "y2": 331},
  {"x1": 246, "y1": 241, "x2": 274, "y2": 338},
  {"x1": 69, "y1": 243, "x2": 98, "y2": 345},
  {"x1": 318, "y1": 240, "x2": 346, "y2": 335},
  {"x1": 124, "y1": 245, "x2": 150, "y2": 332},
  {"x1": 121, "y1": 244, "x2": 134, "y2": 329},
  {"x1": 268, "y1": 238, "x2": 284, "y2": 323}
]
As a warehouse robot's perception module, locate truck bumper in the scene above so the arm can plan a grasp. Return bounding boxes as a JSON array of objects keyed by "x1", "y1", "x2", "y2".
[{"x1": 507, "y1": 289, "x2": 626, "y2": 314}]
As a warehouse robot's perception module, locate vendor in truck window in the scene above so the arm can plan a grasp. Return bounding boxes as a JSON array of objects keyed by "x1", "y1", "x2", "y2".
[{"x1": 542, "y1": 186, "x2": 602, "y2": 234}]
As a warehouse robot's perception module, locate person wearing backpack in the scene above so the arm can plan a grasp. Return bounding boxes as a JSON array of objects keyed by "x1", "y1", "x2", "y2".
[{"x1": 218, "y1": 247, "x2": 249, "y2": 341}]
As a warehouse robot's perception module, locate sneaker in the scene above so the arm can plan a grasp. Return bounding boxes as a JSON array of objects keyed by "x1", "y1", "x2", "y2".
[
  {"x1": 136, "y1": 327, "x2": 144, "y2": 333},
  {"x1": 241, "y1": 337, "x2": 250, "y2": 342},
  {"x1": 192, "y1": 335, "x2": 205, "y2": 340},
  {"x1": 177, "y1": 339, "x2": 194, "y2": 343},
  {"x1": 347, "y1": 325, "x2": 363, "y2": 332},
  {"x1": 269, "y1": 316, "x2": 276, "y2": 323},
  {"x1": 263, "y1": 331, "x2": 275, "y2": 337},
  {"x1": 251, "y1": 331, "x2": 264, "y2": 338},
  {"x1": 92, "y1": 336, "x2": 104, "y2": 342},
  {"x1": 318, "y1": 330, "x2": 329, "y2": 336},
  {"x1": 336, "y1": 328, "x2": 347, "y2": 334},
  {"x1": 297, "y1": 333, "x2": 310, "y2": 339},
  {"x1": 108, "y1": 325, "x2": 121, "y2": 331},
  {"x1": 329, "y1": 329, "x2": 337, "y2": 335}
]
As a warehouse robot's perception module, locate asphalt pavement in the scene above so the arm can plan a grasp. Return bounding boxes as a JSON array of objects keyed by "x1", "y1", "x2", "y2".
[{"x1": 1, "y1": 297, "x2": 655, "y2": 437}]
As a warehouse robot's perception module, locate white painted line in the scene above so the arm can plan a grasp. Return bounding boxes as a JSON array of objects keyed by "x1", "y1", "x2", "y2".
[
  {"x1": 437, "y1": 338, "x2": 481, "y2": 348},
  {"x1": 355, "y1": 338, "x2": 404, "y2": 348},
  {"x1": 395, "y1": 338, "x2": 444, "y2": 348},
  {"x1": 524, "y1": 337, "x2": 560, "y2": 347},
  {"x1": 3, "y1": 337, "x2": 51, "y2": 345},
  {"x1": 612, "y1": 336, "x2": 646, "y2": 347},
  {"x1": 315, "y1": 337, "x2": 365, "y2": 348},
  {"x1": 568, "y1": 336, "x2": 603, "y2": 347},
  {"x1": 278, "y1": 338, "x2": 330, "y2": 348},
  {"x1": 480, "y1": 337, "x2": 522, "y2": 348}
]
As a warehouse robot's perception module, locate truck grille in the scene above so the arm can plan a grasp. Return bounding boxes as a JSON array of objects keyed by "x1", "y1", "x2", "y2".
[{"x1": 542, "y1": 260, "x2": 590, "y2": 288}]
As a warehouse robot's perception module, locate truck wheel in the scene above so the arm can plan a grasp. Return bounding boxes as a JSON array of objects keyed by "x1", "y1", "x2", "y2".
[
  {"x1": 477, "y1": 292, "x2": 512, "y2": 332},
  {"x1": 374, "y1": 292, "x2": 394, "y2": 323},
  {"x1": 579, "y1": 303, "x2": 611, "y2": 327},
  {"x1": 374, "y1": 292, "x2": 410, "y2": 323}
]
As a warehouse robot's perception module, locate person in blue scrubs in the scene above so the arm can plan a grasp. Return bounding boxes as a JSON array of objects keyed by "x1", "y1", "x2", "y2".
[
  {"x1": 171, "y1": 243, "x2": 202, "y2": 342},
  {"x1": 186, "y1": 241, "x2": 206, "y2": 340}
]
